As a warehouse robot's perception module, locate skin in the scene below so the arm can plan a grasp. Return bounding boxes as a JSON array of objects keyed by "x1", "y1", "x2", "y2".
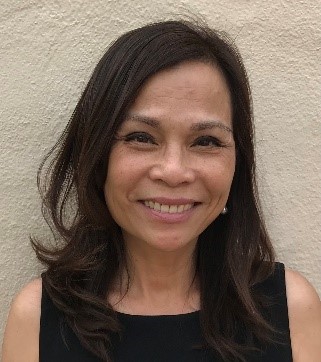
[
  {"x1": 104, "y1": 61, "x2": 235, "y2": 314},
  {"x1": 2, "y1": 61, "x2": 321, "y2": 361}
]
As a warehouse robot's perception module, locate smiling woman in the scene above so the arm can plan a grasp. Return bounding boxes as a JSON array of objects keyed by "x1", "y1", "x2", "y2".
[
  {"x1": 2, "y1": 20, "x2": 321, "y2": 362},
  {"x1": 105, "y1": 62, "x2": 235, "y2": 256}
]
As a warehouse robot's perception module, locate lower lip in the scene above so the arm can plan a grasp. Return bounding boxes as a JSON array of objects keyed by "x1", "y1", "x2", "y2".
[{"x1": 139, "y1": 202, "x2": 197, "y2": 223}]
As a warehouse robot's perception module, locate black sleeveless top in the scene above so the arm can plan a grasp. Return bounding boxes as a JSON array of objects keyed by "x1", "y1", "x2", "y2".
[{"x1": 40, "y1": 263, "x2": 293, "y2": 361}]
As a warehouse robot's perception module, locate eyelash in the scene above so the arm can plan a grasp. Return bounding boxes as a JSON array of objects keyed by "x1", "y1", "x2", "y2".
[
  {"x1": 123, "y1": 132, "x2": 156, "y2": 144},
  {"x1": 192, "y1": 136, "x2": 225, "y2": 148},
  {"x1": 122, "y1": 132, "x2": 225, "y2": 148}
]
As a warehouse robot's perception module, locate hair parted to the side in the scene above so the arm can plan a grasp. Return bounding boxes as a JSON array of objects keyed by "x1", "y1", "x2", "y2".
[{"x1": 32, "y1": 19, "x2": 276, "y2": 361}]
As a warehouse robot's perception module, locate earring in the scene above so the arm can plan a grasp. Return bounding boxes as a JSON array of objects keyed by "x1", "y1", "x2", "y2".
[{"x1": 221, "y1": 206, "x2": 228, "y2": 215}]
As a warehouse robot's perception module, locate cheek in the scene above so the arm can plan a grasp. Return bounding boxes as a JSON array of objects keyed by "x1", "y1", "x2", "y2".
[
  {"x1": 103, "y1": 166, "x2": 127, "y2": 225},
  {"x1": 204, "y1": 153, "x2": 235, "y2": 188},
  {"x1": 104, "y1": 149, "x2": 143, "y2": 205},
  {"x1": 225, "y1": 157, "x2": 236, "y2": 185},
  {"x1": 223, "y1": 148, "x2": 236, "y2": 176},
  {"x1": 104, "y1": 151, "x2": 121, "y2": 206},
  {"x1": 106, "y1": 148, "x2": 131, "y2": 183}
]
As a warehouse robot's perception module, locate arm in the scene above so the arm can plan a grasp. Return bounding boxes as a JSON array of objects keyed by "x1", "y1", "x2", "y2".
[
  {"x1": 1, "y1": 278, "x2": 41, "y2": 362},
  {"x1": 286, "y1": 269, "x2": 321, "y2": 362}
]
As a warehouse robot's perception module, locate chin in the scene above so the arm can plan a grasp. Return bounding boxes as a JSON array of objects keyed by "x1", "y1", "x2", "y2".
[{"x1": 145, "y1": 235, "x2": 198, "y2": 253}]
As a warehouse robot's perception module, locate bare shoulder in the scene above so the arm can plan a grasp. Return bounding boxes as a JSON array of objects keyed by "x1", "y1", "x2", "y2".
[
  {"x1": 1, "y1": 278, "x2": 42, "y2": 362},
  {"x1": 285, "y1": 268, "x2": 321, "y2": 362},
  {"x1": 285, "y1": 269, "x2": 321, "y2": 315}
]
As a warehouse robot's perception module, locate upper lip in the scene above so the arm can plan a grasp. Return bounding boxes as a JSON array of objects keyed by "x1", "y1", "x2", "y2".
[{"x1": 140, "y1": 197, "x2": 198, "y2": 205}]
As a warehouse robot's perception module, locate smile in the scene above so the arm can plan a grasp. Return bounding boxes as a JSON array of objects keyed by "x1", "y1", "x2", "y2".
[{"x1": 143, "y1": 201, "x2": 194, "y2": 213}]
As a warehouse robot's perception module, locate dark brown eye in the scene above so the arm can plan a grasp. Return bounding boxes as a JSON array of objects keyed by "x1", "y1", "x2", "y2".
[
  {"x1": 193, "y1": 136, "x2": 223, "y2": 147},
  {"x1": 124, "y1": 132, "x2": 156, "y2": 144}
]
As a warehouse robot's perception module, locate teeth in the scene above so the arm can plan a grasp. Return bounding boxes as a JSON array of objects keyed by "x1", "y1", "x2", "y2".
[
  {"x1": 161, "y1": 204, "x2": 170, "y2": 212},
  {"x1": 183, "y1": 204, "x2": 192, "y2": 211},
  {"x1": 169, "y1": 205, "x2": 178, "y2": 213},
  {"x1": 143, "y1": 201, "x2": 194, "y2": 213},
  {"x1": 177, "y1": 205, "x2": 184, "y2": 212},
  {"x1": 154, "y1": 202, "x2": 161, "y2": 211}
]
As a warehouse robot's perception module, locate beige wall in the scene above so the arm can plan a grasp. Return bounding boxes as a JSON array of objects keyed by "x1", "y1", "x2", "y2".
[{"x1": 1, "y1": 0, "x2": 320, "y2": 346}]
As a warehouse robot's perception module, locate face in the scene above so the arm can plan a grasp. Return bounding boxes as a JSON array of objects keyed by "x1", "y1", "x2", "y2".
[{"x1": 104, "y1": 61, "x2": 235, "y2": 254}]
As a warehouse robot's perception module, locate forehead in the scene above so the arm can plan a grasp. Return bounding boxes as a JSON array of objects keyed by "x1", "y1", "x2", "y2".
[
  {"x1": 139, "y1": 61, "x2": 230, "y2": 97},
  {"x1": 126, "y1": 61, "x2": 232, "y2": 129}
]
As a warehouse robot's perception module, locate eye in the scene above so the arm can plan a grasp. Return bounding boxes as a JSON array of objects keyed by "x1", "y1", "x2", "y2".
[
  {"x1": 123, "y1": 132, "x2": 156, "y2": 144},
  {"x1": 192, "y1": 136, "x2": 224, "y2": 148}
]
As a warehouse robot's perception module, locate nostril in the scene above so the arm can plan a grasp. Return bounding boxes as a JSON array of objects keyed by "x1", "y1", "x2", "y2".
[{"x1": 148, "y1": 163, "x2": 196, "y2": 187}]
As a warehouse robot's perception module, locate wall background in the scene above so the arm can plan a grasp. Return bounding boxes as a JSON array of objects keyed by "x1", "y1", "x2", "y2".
[{"x1": 0, "y1": 0, "x2": 320, "y2": 349}]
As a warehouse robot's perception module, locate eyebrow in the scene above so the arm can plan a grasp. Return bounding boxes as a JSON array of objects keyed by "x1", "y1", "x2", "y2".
[{"x1": 125, "y1": 113, "x2": 233, "y2": 133}]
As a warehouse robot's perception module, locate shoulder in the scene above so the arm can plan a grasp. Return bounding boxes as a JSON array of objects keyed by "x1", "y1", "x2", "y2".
[
  {"x1": 285, "y1": 268, "x2": 321, "y2": 314},
  {"x1": 285, "y1": 268, "x2": 321, "y2": 361},
  {"x1": 1, "y1": 278, "x2": 42, "y2": 362}
]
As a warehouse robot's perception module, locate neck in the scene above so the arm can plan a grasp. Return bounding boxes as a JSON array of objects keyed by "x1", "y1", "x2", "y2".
[{"x1": 110, "y1": 241, "x2": 200, "y2": 315}]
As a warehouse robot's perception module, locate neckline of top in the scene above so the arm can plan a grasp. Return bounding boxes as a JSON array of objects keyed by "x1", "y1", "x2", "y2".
[{"x1": 116, "y1": 310, "x2": 200, "y2": 318}]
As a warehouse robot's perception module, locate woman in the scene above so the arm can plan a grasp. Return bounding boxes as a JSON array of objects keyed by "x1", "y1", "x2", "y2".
[{"x1": 2, "y1": 20, "x2": 321, "y2": 362}]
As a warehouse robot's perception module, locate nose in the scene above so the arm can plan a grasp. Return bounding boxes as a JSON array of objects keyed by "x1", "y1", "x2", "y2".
[{"x1": 148, "y1": 146, "x2": 196, "y2": 187}]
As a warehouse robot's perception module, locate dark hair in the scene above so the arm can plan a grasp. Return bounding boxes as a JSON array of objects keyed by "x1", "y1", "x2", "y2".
[{"x1": 32, "y1": 19, "x2": 276, "y2": 361}]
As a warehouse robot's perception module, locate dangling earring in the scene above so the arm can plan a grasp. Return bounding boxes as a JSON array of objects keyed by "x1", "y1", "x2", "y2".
[{"x1": 221, "y1": 206, "x2": 228, "y2": 215}]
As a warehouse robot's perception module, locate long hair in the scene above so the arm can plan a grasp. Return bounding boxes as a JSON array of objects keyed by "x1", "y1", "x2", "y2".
[{"x1": 32, "y1": 20, "x2": 276, "y2": 361}]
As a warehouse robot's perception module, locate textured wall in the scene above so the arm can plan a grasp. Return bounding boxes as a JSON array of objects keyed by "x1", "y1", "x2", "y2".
[{"x1": 1, "y1": 0, "x2": 320, "y2": 348}]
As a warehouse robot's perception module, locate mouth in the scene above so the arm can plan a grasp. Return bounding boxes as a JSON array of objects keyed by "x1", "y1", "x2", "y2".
[{"x1": 142, "y1": 200, "x2": 197, "y2": 214}]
